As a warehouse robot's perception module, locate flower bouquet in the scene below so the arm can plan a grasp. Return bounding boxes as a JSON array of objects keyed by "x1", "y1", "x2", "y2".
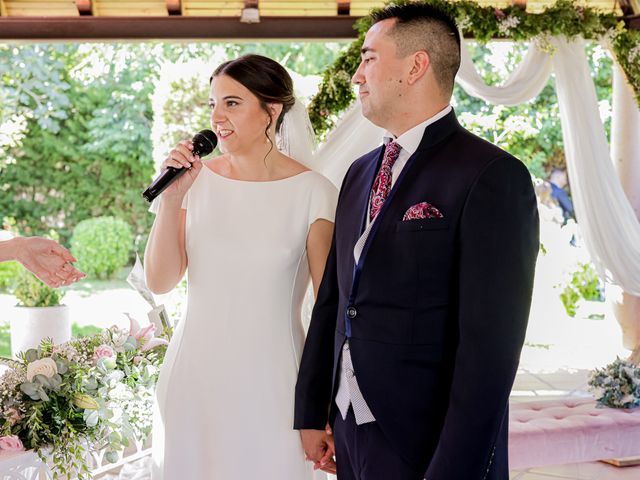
[
  {"x1": 0, "y1": 316, "x2": 168, "y2": 478},
  {"x1": 588, "y1": 357, "x2": 640, "y2": 409}
]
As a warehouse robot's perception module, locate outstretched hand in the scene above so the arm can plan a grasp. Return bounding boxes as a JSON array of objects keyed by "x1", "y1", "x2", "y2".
[
  {"x1": 15, "y1": 236, "x2": 85, "y2": 288},
  {"x1": 300, "y1": 424, "x2": 337, "y2": 475}
]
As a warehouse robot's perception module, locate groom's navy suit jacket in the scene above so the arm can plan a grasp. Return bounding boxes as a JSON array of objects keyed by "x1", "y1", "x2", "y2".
[{"x1": 294, "y1": 110, "x2": 539, "y2": 479}]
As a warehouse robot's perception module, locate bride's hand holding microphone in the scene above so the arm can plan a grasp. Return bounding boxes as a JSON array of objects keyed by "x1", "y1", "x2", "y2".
[
  {"x1": 160, "y1": 140, "x2": 203, "y2": 201},
  {"x1": 142, "y1": 129, "x2": 217, "y2": 204}
]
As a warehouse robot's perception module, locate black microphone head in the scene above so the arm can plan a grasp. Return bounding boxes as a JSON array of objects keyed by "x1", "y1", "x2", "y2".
[{"x1": 192, "y1": 129, "x2": 217, "y2": 157}]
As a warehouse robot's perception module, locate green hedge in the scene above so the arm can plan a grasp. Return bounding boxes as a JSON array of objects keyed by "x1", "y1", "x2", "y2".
[{"x1": 70, "y1": 216, "x2": 134, "y2": 280}]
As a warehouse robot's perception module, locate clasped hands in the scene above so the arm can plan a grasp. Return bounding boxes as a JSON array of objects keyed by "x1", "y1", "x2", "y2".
[{"x1": 300, "y1": 424, "x2": 337, "y2": 475}]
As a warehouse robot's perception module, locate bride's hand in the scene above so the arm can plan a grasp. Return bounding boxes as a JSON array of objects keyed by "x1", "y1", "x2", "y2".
[{"x1": 159, "y1": 139, "x2": 203, "y2": 201}]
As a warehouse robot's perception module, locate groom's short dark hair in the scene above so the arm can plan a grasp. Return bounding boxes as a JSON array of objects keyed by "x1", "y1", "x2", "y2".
[{"x1": 370, "y1": 2, "x2": 461, "y2": 98}]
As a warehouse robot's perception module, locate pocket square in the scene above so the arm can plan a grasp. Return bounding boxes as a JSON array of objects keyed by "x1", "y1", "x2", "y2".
[{"x1": 403, "y1": 202, "x2": 444, "y2": 221}]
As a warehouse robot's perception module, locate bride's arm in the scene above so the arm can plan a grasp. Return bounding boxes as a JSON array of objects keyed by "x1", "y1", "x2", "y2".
[
  {"x1": 306, "y1": 219, "x2": 334, "y2": 298},
  {"x1": 144, "y1": 140, "x2": 202, "y2": 294},
  {"x1": 144, "y1": 199, "x2": 188, "y2": 294}
]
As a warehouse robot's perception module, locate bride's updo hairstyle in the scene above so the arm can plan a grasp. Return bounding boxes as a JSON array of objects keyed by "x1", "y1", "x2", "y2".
[{"x1": 211, "y1": 54, "x2": 296, "y2": 142}]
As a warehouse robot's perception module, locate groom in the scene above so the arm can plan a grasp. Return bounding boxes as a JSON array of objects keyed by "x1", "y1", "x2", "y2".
[{"x1": 295, "y1": 3, "x2": 539, "y2": 480}]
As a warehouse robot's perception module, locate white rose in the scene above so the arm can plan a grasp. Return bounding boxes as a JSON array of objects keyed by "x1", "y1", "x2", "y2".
[{"x1": 26, "y1": 357, "x2": 58, "y2": 382}]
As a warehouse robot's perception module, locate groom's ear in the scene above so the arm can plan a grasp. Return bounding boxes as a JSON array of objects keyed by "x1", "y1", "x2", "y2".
[{"x1": 406, "y1": 50, "x2": 430, "y2": 86}]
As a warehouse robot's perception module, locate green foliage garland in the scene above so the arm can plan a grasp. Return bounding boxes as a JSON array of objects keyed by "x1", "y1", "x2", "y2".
[{"x1": 309, "y1": 0, "x2": 640, "y2": 137}]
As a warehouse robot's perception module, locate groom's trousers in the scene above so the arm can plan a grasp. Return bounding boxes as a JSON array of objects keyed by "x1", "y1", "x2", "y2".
[{"x1": 333, "y1": 407, "x2": 425, "y2": 480}]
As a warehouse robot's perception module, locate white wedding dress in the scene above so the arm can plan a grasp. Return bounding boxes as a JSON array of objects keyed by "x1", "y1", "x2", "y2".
[{"x1": 151, "y1": 167, "x2": 338, "y2": 479}]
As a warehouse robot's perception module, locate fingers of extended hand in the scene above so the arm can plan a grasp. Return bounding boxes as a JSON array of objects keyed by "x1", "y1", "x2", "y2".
[
  {"x1": 55, "y1": 262, "x2": 85, "y2": 284},
  {"x1": 33, "y1": 248, "x2": 84, "y2": 287},
  {"x1": 49, "y1": 241, "x2": 77, "y2": 263}
]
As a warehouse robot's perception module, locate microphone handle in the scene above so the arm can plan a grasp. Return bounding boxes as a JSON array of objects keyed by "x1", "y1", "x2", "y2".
[
  {"x1": 143, "y1": 139, "x2": 212, "y2": 203},
  {"x1": 142, "y1": 166, "x2": 189, "y2": 203}
]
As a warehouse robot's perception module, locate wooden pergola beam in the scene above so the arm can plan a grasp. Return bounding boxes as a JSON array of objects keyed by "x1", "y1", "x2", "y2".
[
  {"x1": 625, "y1": 13, "x2": 640, "y2": 28},
  {"x1": 0, "y1": 16, "x2": 360, "y2": 40},
  {"x1": 618, "y1": 0, "x2": 639, "y2": 15}
]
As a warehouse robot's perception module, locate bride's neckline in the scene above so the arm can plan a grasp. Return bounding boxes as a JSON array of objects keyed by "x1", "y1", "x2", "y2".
[{"x1": 203, "y1": 166, "x2": 314, "y2": 184}]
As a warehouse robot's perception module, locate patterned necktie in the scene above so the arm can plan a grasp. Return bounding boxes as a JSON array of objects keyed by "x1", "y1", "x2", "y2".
[{"x1": 369, "y1": 141, "x2": 402, "y2": 222}]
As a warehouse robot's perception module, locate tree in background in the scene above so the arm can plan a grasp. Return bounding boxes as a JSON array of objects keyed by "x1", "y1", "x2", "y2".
[
  {"x1": 0, "y1": 40, "x2": 613, "y2": 260},
  {"x1": 454, "y1": 41, "x2": 613, "y2": 179},
  {"x1": 0, "y1": 42, "x2": 345, "y2": 256}
]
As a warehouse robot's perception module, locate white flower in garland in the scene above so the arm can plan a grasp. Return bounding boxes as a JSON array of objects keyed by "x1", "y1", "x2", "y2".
[
  {"x1": 498, "y1": 16, "x2": 520, "y2": 36},
  {"x1": 532, "y1": 34, "x2": 557, "y2": 55},
  {"x1": 456, "y1": 15, "x2": 471, "y2": 33},
  {"x1": 629, "y1": 45, "x2": 640, "y2": 65}
]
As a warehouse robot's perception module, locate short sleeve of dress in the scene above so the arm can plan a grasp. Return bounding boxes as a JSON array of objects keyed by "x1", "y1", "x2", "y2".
[
  {"x1": 308, "y1": 174, "x2": 338, "y2": 226},
  {"x1": 148, "y1": 193, "x2": 189, "y2": 215}
]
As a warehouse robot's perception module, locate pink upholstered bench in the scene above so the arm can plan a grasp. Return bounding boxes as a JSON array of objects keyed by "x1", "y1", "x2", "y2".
[{"x1": 508, "y1": 397, "x2": 640, "y2": 469}]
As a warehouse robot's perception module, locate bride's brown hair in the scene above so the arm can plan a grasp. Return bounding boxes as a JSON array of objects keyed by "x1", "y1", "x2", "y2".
[{"x1": 211, "y1": 54, "x2": 296, "y2": 155}]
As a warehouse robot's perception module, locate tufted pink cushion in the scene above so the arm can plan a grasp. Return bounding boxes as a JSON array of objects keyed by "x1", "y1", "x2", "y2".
[{"x1": 509, "y1": 398, "x2": 640, "y2": 469}]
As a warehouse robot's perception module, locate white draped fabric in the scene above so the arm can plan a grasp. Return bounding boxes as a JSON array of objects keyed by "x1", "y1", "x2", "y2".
[{"x1": 315, "y1": 36, "x2": 640, "y2": 296}]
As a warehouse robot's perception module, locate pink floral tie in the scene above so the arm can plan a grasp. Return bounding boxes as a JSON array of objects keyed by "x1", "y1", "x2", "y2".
[{"x1": 369, "y1": 141, "x2": 402, "y2": 222}]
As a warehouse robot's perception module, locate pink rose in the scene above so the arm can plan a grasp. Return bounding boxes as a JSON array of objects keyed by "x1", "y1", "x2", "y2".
[
  {"x1": 494, "y1": 8, "x2": 506, "y2": 20},
  {"x1": 0, "y1": 435, "x2": 24, "y2": 452},
  {"x1": 93, "y1": 345, "x2": 115, "y2": 361}
]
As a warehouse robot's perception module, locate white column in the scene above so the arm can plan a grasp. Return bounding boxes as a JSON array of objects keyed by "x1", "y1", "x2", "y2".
[{"x1": 610, "y1": 64, "x2": 640, "y2": 362}]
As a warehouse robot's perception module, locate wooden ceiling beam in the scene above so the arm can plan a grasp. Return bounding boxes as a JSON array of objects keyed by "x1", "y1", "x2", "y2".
[
  {"x1": 0, "y1": 16, "x2": 360, "y2": 39},
  {"x1": 625, "y1": 13, "x2": 640, "y2": 28},
  {"x1": 244, "y1": 0, "x2": 258, "y2": 8}
]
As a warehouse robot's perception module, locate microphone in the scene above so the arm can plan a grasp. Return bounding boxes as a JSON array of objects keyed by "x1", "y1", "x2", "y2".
[{"x1": 142, "y1": 129, "x2": 218, "y2": 203}]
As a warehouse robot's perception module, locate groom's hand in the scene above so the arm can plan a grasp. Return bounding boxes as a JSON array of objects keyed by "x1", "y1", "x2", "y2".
[
  {"x1": 300, "y1": 428, "x2": 327, "y2": 463},
  {"x1": 315, "y1": 423, "x2": 337, "y2": 475},
  {"x1": 300, "y1": 424, "x2": 337, "y2": 475}
]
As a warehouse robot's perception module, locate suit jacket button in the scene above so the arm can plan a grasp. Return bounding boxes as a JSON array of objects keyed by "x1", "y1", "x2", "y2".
[{"x1": 346, "y1": 306, "x2": 357, "y2": 319}]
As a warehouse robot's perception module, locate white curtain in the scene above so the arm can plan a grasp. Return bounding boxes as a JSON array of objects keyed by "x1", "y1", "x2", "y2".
[{"x1": 314, "y1": 37, "x2": 640, "y2": 296}]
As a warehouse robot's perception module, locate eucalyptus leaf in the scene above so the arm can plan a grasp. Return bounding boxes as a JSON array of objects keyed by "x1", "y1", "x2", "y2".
[
  {"x1": 104, "y1": 450, "x2": 119, "y2": 464},
  {"x1": 85, "y1": 410, "x2": 99, "y2": 427},
  {"x1": 34, "y1": 374, "x2": 51, "y2": 389},
  {"x1": 20, "y1": 382, "x2": 38, "y2": 398},
  {"x1": 37, "y1": 386, "x2": 49, "y2": 402},
  {"x1": 25, "y1": 349, "x2": 39, "y2": 363},
  {"x1": 48, "y1": 374, "x2": 62, "y2": 390},
  {"x1": 55, "y1": 359, "x2": 68, "y2": 374}
]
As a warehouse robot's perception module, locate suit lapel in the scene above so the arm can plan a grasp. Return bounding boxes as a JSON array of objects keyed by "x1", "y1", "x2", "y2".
[
  {"x1": 355, "y1": 110, "x2": 461, "y2": 271},
  {"x1": 337, "y1": 147, "x2": 382, "y2": 307}
]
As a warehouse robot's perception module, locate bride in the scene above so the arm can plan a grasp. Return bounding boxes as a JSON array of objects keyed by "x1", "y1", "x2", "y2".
[{"x1": 144, "y1": 54, "x2": 338, "y2": 479}]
